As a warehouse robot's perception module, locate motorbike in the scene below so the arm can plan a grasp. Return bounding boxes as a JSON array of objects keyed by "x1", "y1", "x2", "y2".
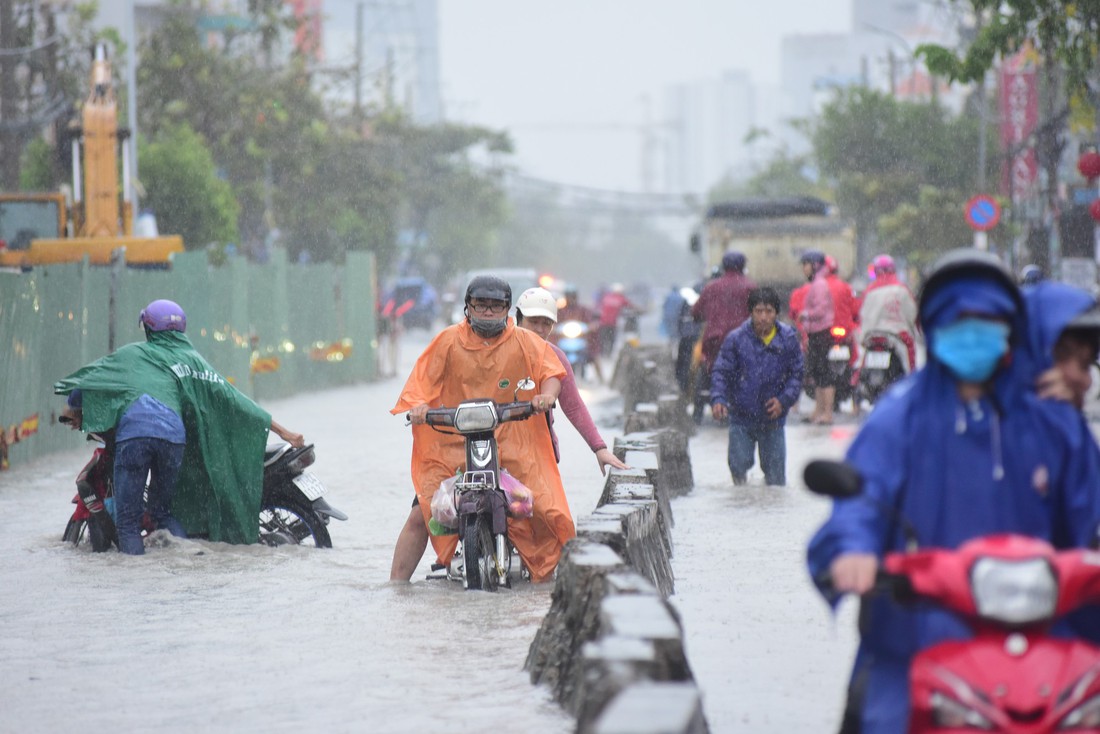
[
  {"x1": 803, "y1": 325, "x2": 858, "y2": 407},
  {"x1": 552, "y1": 319, "x2": 592, "y2": 379},
  {"x1": 61, "y1": 420, "x2": 346, "y2": 550},
  {"x1": 423, "y1": 383, "x2": 539, "y2": 591},
  {"x1": 858, "y1": 330, "x2": 908, "y2": 404},
  {"x1": 804, "y1": 460, "x2": 1100, "y2": 732}
]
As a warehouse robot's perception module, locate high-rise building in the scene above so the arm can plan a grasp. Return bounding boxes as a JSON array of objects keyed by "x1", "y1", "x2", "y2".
[
  {"x1": 96, "y1": 1, "x2": 442, "y2": 124},
  {"x1": 321, "y1": 0, "x2": 442, "y2": 124},
  {"x1": 664, "y1": 70, "x2": 767, "y2": 195}
]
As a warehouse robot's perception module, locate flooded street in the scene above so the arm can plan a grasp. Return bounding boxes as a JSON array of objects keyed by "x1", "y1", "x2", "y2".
[{"x1": 1, "y1": 328, "x2": 862, "y2": 732}]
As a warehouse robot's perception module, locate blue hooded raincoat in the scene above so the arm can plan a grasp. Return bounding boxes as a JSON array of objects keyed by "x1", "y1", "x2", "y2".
[{"x1": 806, "y1": 274, "x2": 1100, "y2": 734}]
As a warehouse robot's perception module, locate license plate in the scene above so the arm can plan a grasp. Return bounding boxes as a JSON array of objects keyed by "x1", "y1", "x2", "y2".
[
  {"x1": 828, "y1": 345, "x2": 850, "y2": 361},
  {"x1": 864, "y1": 350, "x2": 891, "y2": 369},
  {"x1": 292, "y1": 472, "x2": 327, "y2": 501}
]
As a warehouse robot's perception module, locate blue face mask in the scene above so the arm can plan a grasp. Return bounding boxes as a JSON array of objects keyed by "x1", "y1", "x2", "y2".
[{"x1": 931, "y1": 318, "x2": 1011, "y2": 383}]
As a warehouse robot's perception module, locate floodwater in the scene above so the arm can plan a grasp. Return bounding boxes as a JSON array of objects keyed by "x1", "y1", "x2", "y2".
[{"x1": 0, "y1": 327, "x2": 862, "y2": 732}]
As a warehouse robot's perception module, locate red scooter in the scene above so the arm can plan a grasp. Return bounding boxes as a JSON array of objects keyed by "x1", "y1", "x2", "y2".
[
  {"x1": 805, "y1": 460, "x2": 1100, "y2": 732},
  {"x1": 59, "y1": 417, "x2": 346, "y2": 550}
]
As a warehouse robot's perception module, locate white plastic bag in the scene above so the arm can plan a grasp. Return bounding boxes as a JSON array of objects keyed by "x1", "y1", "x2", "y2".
[{"x1": 431, "y1": 474, "x2": 459, "y2": 529}]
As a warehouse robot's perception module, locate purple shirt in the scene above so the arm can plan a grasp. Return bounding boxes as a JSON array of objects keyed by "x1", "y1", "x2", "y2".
[{"x1": 545, "y1": 342, "x2": 607, "y2": 462}]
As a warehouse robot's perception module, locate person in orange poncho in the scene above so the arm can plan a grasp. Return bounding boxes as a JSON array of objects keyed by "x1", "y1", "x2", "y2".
[{"x1": 390, "y1": 275, "x2": 572, "y2": 583}]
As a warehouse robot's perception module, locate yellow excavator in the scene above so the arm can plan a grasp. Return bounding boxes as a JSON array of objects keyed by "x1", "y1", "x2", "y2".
[{"x1": 0, "y1": 44, "x2": 183, "y2": 268}]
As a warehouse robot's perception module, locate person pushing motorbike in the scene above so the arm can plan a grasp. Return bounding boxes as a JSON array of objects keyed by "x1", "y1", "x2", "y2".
[
  {"x1": 55, "y1": 299, "x2": 305, "y2": 554},
  {"x1": 390, "y1": 276, "x2": 572, "y2": 583}
]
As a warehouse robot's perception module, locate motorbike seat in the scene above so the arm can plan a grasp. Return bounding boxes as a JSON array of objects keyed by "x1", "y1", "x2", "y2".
[{"x1": 263, "y1": 443, "x2": 292, "y2": 467}]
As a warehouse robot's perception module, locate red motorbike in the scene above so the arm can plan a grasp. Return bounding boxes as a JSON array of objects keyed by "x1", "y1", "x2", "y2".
[
  {"x1": 61, "y1": 432, "x2": 122, "y2": 551},
  {"x1": 805, "y1": 460, "x2": 1100, "y2": 732},
  {"x1": 60, "y1": 418, "x2": 345, "y2": 550}
]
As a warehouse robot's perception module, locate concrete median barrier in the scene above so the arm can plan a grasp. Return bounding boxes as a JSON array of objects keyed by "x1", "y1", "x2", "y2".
[{"x1": 527, "y1": 342, "x2": 710, "y2": 733}]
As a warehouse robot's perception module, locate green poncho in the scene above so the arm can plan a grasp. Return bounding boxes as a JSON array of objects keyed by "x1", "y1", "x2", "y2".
[{"x1": 54, "y1": 330, "x2": 272, "y2": 544}]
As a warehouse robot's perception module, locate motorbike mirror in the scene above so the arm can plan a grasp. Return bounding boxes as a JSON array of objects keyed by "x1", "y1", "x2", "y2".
[
  {"x1": 514, "y1": 378, "x2": 535, "y2": 401},
  {"x1": 803, "y1": 459, "x2": 863, "y2": 499}
]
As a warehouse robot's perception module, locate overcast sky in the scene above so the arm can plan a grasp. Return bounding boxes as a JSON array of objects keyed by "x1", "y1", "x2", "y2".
[{"x1": 437, "y1": 0, "x2": 852, "y2": 192}]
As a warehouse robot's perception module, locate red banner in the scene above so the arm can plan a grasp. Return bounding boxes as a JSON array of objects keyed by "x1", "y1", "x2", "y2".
[{"x1": 1000, "y1": 52, "x2": 1038, "y2": 202}]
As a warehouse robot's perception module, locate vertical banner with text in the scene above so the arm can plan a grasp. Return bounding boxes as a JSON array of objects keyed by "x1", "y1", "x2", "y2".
[{"x1": 1000, "y1": 50, "x2": 1038, "y2": 203}]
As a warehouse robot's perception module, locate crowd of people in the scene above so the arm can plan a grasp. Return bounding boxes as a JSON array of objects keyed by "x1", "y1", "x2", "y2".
[{"x1": 53, "y1": 251, "x2": 1100, "y2": 732}]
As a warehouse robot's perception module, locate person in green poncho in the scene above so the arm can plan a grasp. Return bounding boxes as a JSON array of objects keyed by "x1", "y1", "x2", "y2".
[{"x1": 55, "y1": 299, "x2": 305, "y2": 554}]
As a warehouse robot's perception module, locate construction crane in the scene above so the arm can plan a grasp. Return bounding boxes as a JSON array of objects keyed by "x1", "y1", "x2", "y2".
[{"x1": 0, "y1": 44, "x2": 183, "y2": 268}]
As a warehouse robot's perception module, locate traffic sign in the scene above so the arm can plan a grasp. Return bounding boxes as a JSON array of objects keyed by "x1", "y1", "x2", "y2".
[{"x1": 965, "y1": 195, "x2": 1001, "y2": 231}]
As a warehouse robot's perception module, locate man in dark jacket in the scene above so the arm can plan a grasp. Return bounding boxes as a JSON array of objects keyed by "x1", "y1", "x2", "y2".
[
  {"x1": 710, "y1": 287, "x2": 803, "y2": 486},
  {"x1": 692, "y1": 250, "x2": 756, "y2": 372}
]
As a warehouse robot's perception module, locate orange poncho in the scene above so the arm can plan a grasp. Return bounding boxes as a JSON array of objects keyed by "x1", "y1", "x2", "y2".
[{"x1": 391, "y1": 319, "x2": 574, "y2": 582}]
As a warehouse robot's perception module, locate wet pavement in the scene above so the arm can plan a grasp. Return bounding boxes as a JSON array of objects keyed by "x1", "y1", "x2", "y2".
[{"x1": 0, "y1": 326, "x2": 867, "y2": 732}]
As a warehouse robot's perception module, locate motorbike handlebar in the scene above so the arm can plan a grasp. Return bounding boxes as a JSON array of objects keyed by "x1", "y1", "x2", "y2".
[
  {"x1": 497, "y1": 400, "x2": 538, "y2": 422},
  {"x1": 418, "y1": 400, "x2": 540, "y2": 428},
  {"x1": 815, "y1": 569, "x2": 916, "y2": 604}
]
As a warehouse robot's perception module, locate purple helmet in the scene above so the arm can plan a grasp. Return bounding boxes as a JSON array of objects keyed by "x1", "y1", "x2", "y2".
[{"x1": 139, "y1": 299, "x2": 187, "y2": 332}]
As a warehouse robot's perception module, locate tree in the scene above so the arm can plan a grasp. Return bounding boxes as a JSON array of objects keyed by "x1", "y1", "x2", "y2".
[
  {"x1": 139, "y1": 123, "x2": 239, "y2": 249},
  {"x1": 878, "y1": 186, "x2": 1006, "y2": 270},
  {"x1": 812, "y1": 87, "x2": 995, "y2": 264},
  {"x1": 135, "y1": 1, "x2": 511, "y2": 272},
  {"x1": 918, "y1": 1, "x2": 1100, "y2": 102},
  {"x1": 707, "y1": 148, "x2": 827, "y2": 203},
  {"x1": 0, "y1": 1, "x2": 120, "y2": 189}
]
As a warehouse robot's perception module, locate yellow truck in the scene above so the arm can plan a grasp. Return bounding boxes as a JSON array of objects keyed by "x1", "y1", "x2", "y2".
[
  {"x1": 691, "y1": 197, "x2": 856, "y2": 297},
  {"x1": 0, "y1": 44, "x2": 182, "y2": 268}
]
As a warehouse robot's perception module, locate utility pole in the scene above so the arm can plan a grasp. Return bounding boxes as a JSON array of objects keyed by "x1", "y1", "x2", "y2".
[
  {"x1": 974, "y1": 9, "x2": 989, "y2": 250},
  {"x1": 125, "y1": 0, "x2": 139, "y2": 213},
  {"x1": 0, "y1": 0, "x2": 18, "y2": 188},
  {"x1": 354, "y1": 2, "x2": 363, "y2": 122}
]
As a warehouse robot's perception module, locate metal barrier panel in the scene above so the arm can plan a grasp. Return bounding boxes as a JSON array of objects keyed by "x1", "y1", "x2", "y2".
[
  {"x1": 247, "y1": 250, "x2": 294, "y2": 402},
  {"x1": 0, "y1": 250, "x2": 375, "y2": 472},
  {"x1": 344, "y1": 251, "x2": 378, "y2": 383}
]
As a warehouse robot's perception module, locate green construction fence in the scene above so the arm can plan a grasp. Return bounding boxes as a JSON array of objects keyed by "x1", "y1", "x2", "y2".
[{"x1": 0, "y1": 248, "x2": 378, "y2": 472}]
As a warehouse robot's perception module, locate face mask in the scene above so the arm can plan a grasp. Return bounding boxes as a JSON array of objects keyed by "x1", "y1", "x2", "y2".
[
  {"x1": 931, "y1": 318, "x2": 1011, "y2": 383},
  {"x1": 470, "y1": 316, "x2": 507, "y2": 338}
]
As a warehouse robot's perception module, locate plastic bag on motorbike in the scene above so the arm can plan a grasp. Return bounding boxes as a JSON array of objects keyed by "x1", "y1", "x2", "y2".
[
  {"x1": 430, "y1": 474, "x2": 459, "y2": 532},
  {"x1": 500, "y1": 469, "x2": 534, "y2": 518}
]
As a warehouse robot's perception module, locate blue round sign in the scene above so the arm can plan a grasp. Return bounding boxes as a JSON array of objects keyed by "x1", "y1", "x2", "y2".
[{"x1": 965, "y1": 195, "x2": 1001, "y2": 231}]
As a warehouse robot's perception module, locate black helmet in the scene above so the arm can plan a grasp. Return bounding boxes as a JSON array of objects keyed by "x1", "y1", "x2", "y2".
[
  {"x1": 918, "y1": 248, "x2": 1022, "y2": 316},
  {"x1": 465, "y1": 275, "x2": 512, "y2": 306},
  {"x1": 800, "y1": 249, "x2": 826, "y2": 267},
  {"x1": 721, "y1": 250, "x2": 747, "y2": 272}
]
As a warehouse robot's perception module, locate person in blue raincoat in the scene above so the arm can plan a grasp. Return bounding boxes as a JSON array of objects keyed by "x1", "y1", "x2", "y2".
[
  {"x1": 806, "y1": 249, "x2": 1100, "y2": 734},
  {"x1": 1024, "y1": 280, "x2": 1100, "y2": 410},
  {"x1": 709, "y1": 287, "x2": 802, "y2": 486}
]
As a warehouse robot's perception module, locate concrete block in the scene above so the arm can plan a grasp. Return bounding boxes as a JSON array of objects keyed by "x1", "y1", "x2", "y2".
[{"x1": 590, "y1": 683, "x2": 709, "y2": 734}]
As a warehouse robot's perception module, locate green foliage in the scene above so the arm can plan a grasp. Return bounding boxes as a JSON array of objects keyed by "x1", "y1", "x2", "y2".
[
  {"x1": 138, "y1": 123, "x2": 239, "y2": 249},
  {"x1": 917, "y1": 1, "x2": 1100, "y2": 102},
  {"x1": 878, "y1": 186, "x2": 998, "y2": 269},
  {"x1": 19, "y1": 138, "x2": 56, "y2": 191},
  {"x1": 707, "y1": 148, "x2": 827, "y2": 202},
  {"x1": 812, "y1": 88, "x2": 996, "y2": 264},
  {"x1": 133, "y1": 0, "x2": 509, "y2": 271}
]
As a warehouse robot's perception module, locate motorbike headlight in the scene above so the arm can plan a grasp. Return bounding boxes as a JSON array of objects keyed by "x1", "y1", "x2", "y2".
[
  {"x1": 930, "y1": 692, "x2": 994, "y2": 730},
  {"x1": 559, "y1": 321, "x2": 585, "y2": 339},
  {"x1": 1059, "y1": 693, "x2": 1100, "y2": 729},
  {"x1": 971, "y1": 557, "x2": 1057, "y2": 625},
  {"x1": 453, "y1": 403, "x2": 498, "y2": 432}
]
